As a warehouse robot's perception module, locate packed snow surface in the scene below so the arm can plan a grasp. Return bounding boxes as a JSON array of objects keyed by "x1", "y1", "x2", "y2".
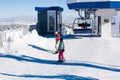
[{"x1": 0, "y1": 30, "x2": 120, "y2": 80}]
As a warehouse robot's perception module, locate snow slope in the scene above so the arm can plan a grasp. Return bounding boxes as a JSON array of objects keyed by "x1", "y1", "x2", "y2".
[{"x1": 0, "y1": 30, "x2": 120, "y2": 80}]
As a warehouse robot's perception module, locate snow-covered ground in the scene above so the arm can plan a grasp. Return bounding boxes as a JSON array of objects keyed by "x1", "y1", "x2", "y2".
[{"x1": 0, "y1": 30, "x2": 120, "y2": 80}]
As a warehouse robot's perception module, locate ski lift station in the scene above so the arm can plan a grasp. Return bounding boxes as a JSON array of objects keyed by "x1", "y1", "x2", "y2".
[
  {"x1": 35, "y1": 6, "x2": 63, "y2": 36},
  {"x1": 67, "y1": 0, "x2": 120, "y2": 38}
]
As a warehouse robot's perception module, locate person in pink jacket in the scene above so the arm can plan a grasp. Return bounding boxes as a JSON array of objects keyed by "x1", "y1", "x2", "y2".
[{"x1": 55, "y1": 32, "x2": 60, "y2": 53}]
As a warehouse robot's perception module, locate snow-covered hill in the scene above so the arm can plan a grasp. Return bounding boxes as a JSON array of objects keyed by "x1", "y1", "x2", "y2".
[{"x1": 0, "y1": 30, "x2": 120, "y2": 80}]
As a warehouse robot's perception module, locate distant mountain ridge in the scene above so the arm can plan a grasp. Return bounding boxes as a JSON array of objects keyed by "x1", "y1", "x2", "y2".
[{"x1": 0, "y1": 15, "x2": 37, "y2": 24}]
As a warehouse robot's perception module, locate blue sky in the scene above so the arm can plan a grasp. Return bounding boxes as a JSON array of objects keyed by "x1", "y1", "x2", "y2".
[{"x1": 0, "y1": 0, "x2": 77, "y2": 18}]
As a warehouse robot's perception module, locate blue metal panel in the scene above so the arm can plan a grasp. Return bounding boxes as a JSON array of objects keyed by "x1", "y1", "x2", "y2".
[
  {"x1": 67, "y1": 1, "x2": 120, "y2": 9},
  {"x1": 35, "y1": 6, "x2": 63, "y2": 11},
  {"x1": 110, "y1": 2, "x2": 120, "y2": 8}
]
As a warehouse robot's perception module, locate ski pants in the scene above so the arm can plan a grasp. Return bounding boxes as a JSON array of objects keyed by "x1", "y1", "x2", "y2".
[{"x1": 58, "y1": 50, "x2": 64, "y2": 60}]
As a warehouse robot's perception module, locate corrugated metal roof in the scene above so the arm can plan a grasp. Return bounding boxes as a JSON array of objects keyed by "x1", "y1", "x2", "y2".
[
  {"x1": 67, "y1": 0, "x2": 120, "y2": 4},
  {"x1": 67, "y1": 1, "x2": 120, "y2": 9}
]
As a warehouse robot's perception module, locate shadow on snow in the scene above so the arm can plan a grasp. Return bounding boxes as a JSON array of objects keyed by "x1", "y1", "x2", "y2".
[
  {"x1": 0, "y1": 73, "x2": 98, "y2": 80},
  {"x1": 28, "y1": 44, "x2": 55, "y2": 54},
  {"x1": 0, "y1": 54, "x2": 120, "y2": 72},
  {"x1": 45, "y1": 34, "x2": 99, "y2": 40},
  {"x1": 45, "y1": 34, "x2": 83, "y2": 39}
]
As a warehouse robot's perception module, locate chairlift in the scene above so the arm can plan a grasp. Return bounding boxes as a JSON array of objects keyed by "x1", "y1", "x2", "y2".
[
  {"x1": 78, "y1": 19, "x2": 91, "y2": 29},
  {"x1": 72, "y1": 17, "x2": 93, "y2": 34}
]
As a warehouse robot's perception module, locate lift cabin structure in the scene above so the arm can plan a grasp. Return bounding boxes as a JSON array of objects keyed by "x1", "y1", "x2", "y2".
[
  {"x1": 67, "y1": 0, "x2": 120, "y2": 38},
  {"x1": 35, "y1": 6, "x2": 63, "y2": 36}
]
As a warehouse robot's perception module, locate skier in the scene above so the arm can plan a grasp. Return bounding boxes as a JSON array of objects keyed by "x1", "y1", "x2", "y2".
[
  {"x1": 54, "y1": 31, "x2": 60, "y2": 54},
  {"x1": 58, "y1": 38, "x2": 65, "y2": 62}
]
